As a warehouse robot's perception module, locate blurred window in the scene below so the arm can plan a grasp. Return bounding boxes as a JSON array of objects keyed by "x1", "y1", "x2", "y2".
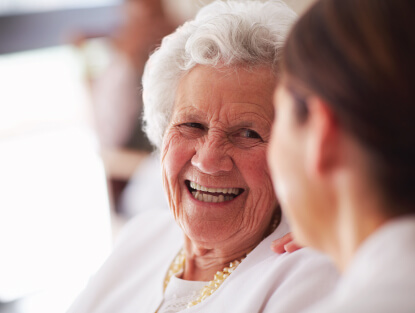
[
  {"x1": 0, "y1": 45, "x2": 112, "y2": 313},
  {"x1": 0, "y1": 0, "x2": 121, "y2": 15}
]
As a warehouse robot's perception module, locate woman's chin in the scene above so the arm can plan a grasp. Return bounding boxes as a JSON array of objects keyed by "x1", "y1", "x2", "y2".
[
  {"x1": 184, "y1": 225, "x2": 238, "y2": 247},
  {"x1": 179, "y1": 207, "x2": 243, "y2": 246}
]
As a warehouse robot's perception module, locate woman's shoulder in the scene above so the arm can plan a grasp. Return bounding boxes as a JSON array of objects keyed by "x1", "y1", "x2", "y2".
[
  {"x1": 258, "y1": 248, "x2": 339, "y2": 313},
  {"x1": 209, "y1": 217, "x2": 339, "y2": 313},
  {"x1": 94, "y1": 210, "x2": 182, "y2": 288},
  {"x1": 200, "y1": 237, "x2": 339, "y2": 313},
  {"x1": 114, "y1": 210, "x2": 179, "y2": 248},
  {"x1": 247, "y1": 227, "x2": 339, "y2": 286},
  {"x1": 259, "y1": 213, "x2": 338, "y2": 279},
  {"x1": 67, "y1": 210, "x2": 182, "y2": 313}
]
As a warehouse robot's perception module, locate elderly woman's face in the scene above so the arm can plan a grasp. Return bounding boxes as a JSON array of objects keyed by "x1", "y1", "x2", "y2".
[{"x1": 161, "y1": 65, "x2": 278, "y2": 246}]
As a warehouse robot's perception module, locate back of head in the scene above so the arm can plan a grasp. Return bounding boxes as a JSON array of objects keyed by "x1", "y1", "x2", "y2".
[
  {"x1": 142, "y1": 0, "x2": 297, "y2": 149},
  {"x1": 282, "y1": 0, "x2": 415, "y2": 215}
]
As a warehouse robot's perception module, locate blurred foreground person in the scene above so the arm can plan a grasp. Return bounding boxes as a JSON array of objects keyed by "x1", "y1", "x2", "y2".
[
  {"x1": 268, "y1": 0, "x2": 415, "y2": 312},
  {"x1": 67, "y1": 1, "x2": 338, "y2": 312}
]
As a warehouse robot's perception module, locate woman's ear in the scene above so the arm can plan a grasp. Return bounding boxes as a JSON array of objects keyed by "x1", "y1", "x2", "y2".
[{"x1": 304, "y1": 96, "x2": 341, "y2": 179}]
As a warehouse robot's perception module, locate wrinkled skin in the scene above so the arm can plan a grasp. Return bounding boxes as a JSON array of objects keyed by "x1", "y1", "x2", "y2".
[{"x1": 161, "y1": 65, "x2": 279, "y2": 280}]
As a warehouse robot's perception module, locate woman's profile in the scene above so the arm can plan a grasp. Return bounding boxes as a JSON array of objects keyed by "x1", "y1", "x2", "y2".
[{"x1": 268, "y1": 0, "x2": 415, "y2": 311}]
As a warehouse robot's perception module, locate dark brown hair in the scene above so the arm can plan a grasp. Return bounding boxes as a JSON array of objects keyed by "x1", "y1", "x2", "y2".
[{"x1": 282, "y1": 0, "x2": 415, "y2": 215}]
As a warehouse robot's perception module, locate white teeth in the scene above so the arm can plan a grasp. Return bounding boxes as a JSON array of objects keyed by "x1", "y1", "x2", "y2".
[
  {"x1": 189, "y1": 181, "x2": 240, "y2": 195},
  {"x1": 191, "y1": 191, "x2": 234, "y2": 203},
  {"x1": 192, "y1": 191, "x2": 204, "y2": 201}
]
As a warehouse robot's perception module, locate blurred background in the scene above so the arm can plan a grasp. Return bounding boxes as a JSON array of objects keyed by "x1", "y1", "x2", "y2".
[{"x1": 0, "y1": 0, "x2": 313, "y2": 312}]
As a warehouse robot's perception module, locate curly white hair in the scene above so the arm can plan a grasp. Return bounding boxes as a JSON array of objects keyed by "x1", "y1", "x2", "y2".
[{"x1": 142, "y1": 0, "x2": 297, "y2": 149}]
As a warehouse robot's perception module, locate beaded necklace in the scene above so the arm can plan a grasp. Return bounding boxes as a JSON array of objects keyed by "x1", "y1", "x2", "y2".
[
  {"x1": 162, "y1": 210, "x2": 281, "y2": 308},
  {"x1": 163, "y1": 249, "x2": 246, "y2": 308}
]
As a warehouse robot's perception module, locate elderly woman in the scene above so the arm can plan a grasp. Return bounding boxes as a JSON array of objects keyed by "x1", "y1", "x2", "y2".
[
  {"x1": 268, "y1": 0, "x2": 415, "y2": 312},
  {"x1": 67, "y1": 1, "x2": 338, "y2": 312}
]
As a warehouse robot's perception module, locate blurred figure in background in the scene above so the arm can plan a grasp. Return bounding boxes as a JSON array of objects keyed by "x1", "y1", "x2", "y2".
[
  {"x1": 76, "y1": 0, "x2": 176, "y2": 149},
  {"x1": 74, "y1": 0, "x2": 177, "y2": 213},
  {"x1": 90, "y1": 0, "x2": 176, "y2": 150}
]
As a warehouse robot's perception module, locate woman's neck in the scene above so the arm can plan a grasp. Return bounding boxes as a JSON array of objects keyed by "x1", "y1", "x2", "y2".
[
  {"x1": 181, "y1": 241, "x2": 254, "y2": 281},
  {"x1": 334, "y1": 212, "x2": 387, "y2": 272},
  {"x1": 327, "y1": 180, "x2": 391, "y2": 272},
  {"x1": 181, "y1": 210, "x2": 281, "y2": 281}
]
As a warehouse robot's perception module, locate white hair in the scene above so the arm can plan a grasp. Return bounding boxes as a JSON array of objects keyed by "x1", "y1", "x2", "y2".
[{"x1": 142, "y1": 0, "x2": 297, "y2": 149}]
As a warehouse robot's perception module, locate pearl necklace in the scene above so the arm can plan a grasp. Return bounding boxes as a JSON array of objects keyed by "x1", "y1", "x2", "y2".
[
  {"x1": 188, "y1": 257, "x2": 246, "y2": 307},
  {"x1": 163, "y1": 249, "x2": 246, "y2": 308},
  {"x1": 162, "y1": 210, "x2": 281, "y2": 308}
]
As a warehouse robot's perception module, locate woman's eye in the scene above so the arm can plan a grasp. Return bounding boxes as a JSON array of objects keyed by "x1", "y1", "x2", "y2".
[
  {"x1": 231, "y1": 128, "x2": 264, "y2": 148},
  {"x1": 184, "y1": 122, "x2": 205, "y2": 130},
  {"x1": 232, "y1": 128, "x2": 264, "y2": 148},
  {"x1": 178, "y1": 122, "x2": 206, "y2": 139},
  {"x1": 240, "y1": 129, "x2": 262, "y2": 140}
]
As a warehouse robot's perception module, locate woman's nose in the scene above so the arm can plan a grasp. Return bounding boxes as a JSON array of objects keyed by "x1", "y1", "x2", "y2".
[{"x1": 191, "y1": 138, "x2": 233, "y2": 174}]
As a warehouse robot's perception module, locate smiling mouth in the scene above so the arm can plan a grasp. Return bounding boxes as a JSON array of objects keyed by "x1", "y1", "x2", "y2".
[{"x1": 185, "y1": 180, "x2": 244, "y2": 203}]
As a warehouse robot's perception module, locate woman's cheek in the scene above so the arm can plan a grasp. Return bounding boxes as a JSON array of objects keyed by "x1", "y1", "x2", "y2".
[
  {"x1": 245, "y1": 147, "x2": 272, "y2": 186},
  {"x1": 239, "y1": 147, "x2": 278, "y2": 218},
  {"x1": 161, "y1": 133, "x2": 180, "y2": 203},
  {"x1": 162, "y1": 132, "x2": 191, "y2": 177},
  {"x1": 161, "y1": 131, "x2": 193, "y2": 219}
]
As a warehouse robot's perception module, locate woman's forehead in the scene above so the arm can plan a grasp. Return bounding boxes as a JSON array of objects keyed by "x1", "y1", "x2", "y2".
[
  {"x1": 172, "y1": 102, "x2": 272, "y2": 121},
  {"x1": 173, "y1": 65, "x2": 276, "y2": 119},
  {"x1": 177, "y1": 64, "x2": 276, "y2": 92}
]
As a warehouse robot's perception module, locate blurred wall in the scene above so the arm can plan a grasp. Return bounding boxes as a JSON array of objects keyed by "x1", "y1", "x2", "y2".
[
  {"x1": 0, "y1": 0, "x2": 315, "y2": 54},
  {"x1": 163, "y1": 0, "x2": 316, "y2": 23}
]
